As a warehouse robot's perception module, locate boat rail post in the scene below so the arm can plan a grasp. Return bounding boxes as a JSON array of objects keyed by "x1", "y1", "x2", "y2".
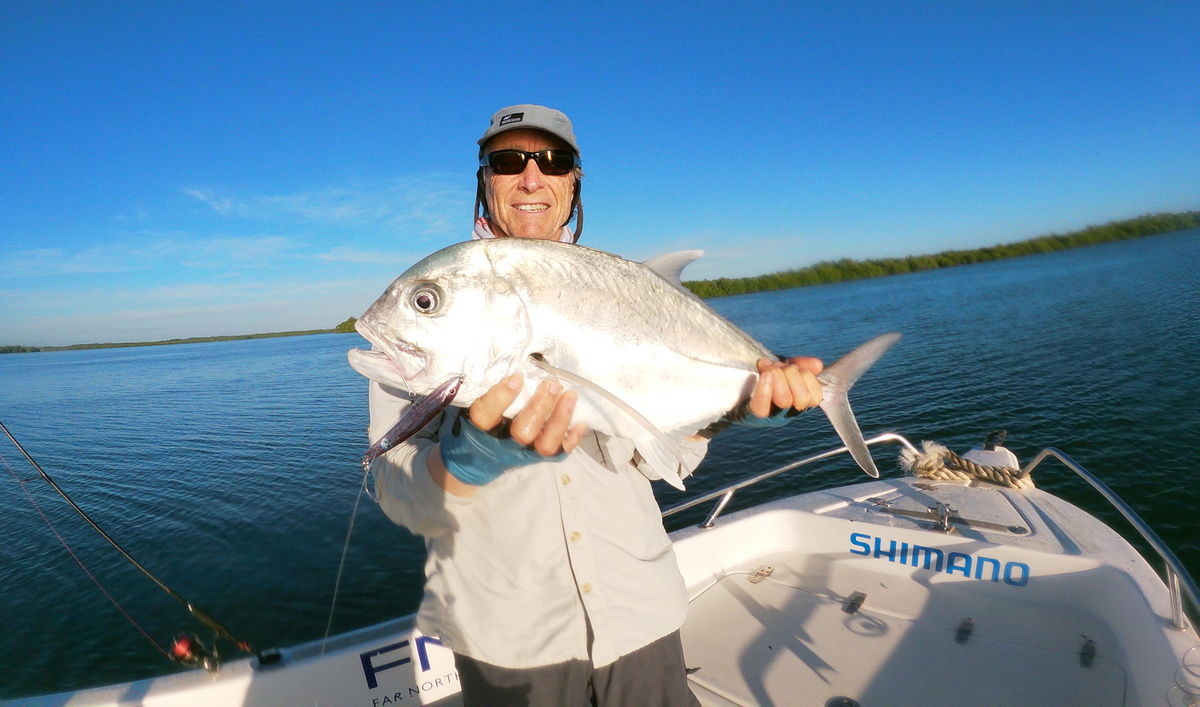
[
  {"x1": 1169, "y1": 568, "x2": 1187, "y2": 631},
  {"x1": 700, "y1": 491, "x2": 734, "y2": 529},
  {"x1": 1023, "y1": 446, "x2": 1199, "y2": 632}
]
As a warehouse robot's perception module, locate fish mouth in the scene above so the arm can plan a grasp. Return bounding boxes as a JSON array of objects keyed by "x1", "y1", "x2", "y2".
[{"x1": 351, "y1": 319, "x2": 426, "y2": 382}]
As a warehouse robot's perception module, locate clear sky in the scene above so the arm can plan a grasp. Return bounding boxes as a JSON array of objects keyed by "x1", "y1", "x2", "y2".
[{"x1": 2, "y1": 2, "x2": 1197, "y2": 347}]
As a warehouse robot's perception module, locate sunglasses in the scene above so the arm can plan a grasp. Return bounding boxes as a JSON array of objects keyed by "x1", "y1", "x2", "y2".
[{"x1": 480, "y1": 149, "x2": 579, "y2": 176}]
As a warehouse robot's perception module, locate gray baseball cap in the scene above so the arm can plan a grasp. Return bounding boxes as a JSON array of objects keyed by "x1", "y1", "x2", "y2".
[{"x1": 477, "y1": 104, "x2": 580, "y2": 154}]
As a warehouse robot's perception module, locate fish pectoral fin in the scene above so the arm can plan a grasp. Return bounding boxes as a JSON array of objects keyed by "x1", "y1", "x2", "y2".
[
  {"x1": 528, "y1": 354, "x2": 687, "y2": 490},
  {"x1": 816, "y1": 332, "x2": 902, "y2": 478}
]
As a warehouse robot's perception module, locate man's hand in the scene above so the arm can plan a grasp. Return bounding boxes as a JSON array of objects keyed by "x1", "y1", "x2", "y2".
[
  {"x1": 746, "y1": 357, "x2": 824, "y2": 419},
  {"x1": 469, "y1": 375, "x2": 587, "y2": 456},
  {"x1": 429, "y1": 375, "x2": 587, "y2": 497}
]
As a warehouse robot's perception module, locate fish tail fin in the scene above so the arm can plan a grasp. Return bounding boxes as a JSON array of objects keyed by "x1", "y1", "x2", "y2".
[{"x1": 816, "y1": 333, "x2": 902, "y2": 478}]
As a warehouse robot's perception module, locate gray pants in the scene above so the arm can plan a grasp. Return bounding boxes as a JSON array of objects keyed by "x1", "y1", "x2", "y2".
[{"x1": 454, "y1": 630, "x2": 700, "y2": 707}]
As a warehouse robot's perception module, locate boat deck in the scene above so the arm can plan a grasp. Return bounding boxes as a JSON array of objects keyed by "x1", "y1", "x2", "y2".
[
  {"x1": 682, "y1": 548, "x2": 1125, "y2": 706},
  {"x1": 672, "y1": 477, "x2": 1195, "y2": 706}
]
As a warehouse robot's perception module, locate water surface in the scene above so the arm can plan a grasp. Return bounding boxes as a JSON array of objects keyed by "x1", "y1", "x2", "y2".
[{"x1": 1, "y1": 229, "x2": 1197, "y2": 697}]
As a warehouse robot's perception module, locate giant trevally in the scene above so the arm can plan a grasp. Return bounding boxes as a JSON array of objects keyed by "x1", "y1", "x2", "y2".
[{"x1": 348, "y1": 238, "x2": 899, "y2": 489}]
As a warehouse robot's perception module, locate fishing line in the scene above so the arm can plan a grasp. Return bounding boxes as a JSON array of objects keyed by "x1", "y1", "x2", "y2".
[
  {"x1": 0, "y1": 419, "x2": 254, "y2": 660},
  {"x1": 322, "y1": 376, "x2": 463, "y2": 652},
  {"x1": 321, "y1": 461, "x2": 372, "y2": 654},
  {"x1": 0, "y1": 444, "x2": 172, "y2": 660}
]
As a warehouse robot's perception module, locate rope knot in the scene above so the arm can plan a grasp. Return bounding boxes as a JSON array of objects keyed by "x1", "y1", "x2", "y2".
[{"x1": 899, "y1": 440, "x2": 1035, "y2": 489}]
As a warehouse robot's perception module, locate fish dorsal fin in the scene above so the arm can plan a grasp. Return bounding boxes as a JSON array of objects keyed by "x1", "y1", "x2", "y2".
[
  {"x1": 529, "y1": 354, "x2": 687, "y2": 490},
  {"x1": 641, "y1": 250, "x2": 704, "y2": 286}
]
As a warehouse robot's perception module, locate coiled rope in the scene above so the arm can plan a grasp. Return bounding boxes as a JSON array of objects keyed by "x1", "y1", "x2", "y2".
[{"x1": 899, "y1": 440, "x2": 1035, "y2": 489}]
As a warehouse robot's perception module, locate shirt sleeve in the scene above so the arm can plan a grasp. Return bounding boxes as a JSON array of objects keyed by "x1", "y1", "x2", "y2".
[{"x1": 367, "y1": 380, "x2": 473, "y2": 538}]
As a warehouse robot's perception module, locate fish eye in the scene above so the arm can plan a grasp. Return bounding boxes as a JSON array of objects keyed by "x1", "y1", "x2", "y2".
[{"x1": 409, "y1": 284, "x2": 443, "y2": 314}]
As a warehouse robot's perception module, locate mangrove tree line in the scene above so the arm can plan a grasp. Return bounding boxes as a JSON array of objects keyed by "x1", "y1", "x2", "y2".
[{"x1": 683, "y1": 210, "x2": 1200, "y2": 299}]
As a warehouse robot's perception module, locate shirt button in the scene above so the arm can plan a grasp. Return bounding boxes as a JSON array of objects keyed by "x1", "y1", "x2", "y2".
[
  {"x1": 570, "y1": 531, "x2": 581, "y2": 543},
  {"x1": 560, "y1": 474, "x2": 572, "y2": 486},
  {"x1": 582, "y1": 582, "x2": 593, "y2": 594}
]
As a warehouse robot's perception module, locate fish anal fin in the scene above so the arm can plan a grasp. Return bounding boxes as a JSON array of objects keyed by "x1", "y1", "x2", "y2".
[
  {"x1": 633, "y1": 440, "x2": 687, "y2": 491},
  {"x1": 529, "y1": 354, "x2": 687, "y2": 489}
]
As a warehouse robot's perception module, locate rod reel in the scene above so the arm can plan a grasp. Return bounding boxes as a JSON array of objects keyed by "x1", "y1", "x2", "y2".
[{"x1": 170, "y1": 632, "x2": 219, "y2": 672}]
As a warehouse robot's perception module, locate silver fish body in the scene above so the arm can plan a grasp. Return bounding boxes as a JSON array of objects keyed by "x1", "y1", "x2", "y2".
[{"x1": 348, "y1": 238, "x2": 898, "y2": 488}]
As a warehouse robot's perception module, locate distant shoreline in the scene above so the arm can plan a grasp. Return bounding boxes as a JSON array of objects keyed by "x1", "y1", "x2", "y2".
[
  {"x1": 3, "y1": 210, "x2": 1196, "y2": 353},
  {"x1": 0, "y1": 329, "x2": 349, "y2": 355},
  {"x1": 682, "y1": 210, "x2": 1199, "y2": 299}
]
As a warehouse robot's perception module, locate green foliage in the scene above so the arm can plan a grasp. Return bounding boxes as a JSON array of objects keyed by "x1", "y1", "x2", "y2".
[
  {"x1": 684, "y1": 211, "x2": 1200, "y2": 299},
  {"x1": 334, "y1": 317, "x2": 358, "y2": 334},
  {"x1": 1, "y1": 330, "x2": 336, "y2": 354}
]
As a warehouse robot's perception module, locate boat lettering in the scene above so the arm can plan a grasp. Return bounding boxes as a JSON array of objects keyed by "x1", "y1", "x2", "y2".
[
  {"x1": 849, "y1": 532, "x2": 1030, "y2": 586},
  {"x1": 360, "y1": 635, "x2": 445, "y2": 689},
  {"x1": 368, "y1": 670, "x2": 461, "y2": 706}
]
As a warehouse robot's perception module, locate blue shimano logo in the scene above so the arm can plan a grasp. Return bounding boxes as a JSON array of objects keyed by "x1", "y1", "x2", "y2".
[{"x1": 849, "y1": 532, "x2": 1030, "y2": 586}]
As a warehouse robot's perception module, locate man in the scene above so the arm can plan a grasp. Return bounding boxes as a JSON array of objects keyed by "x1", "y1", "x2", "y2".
[{"x1": 367, "y1": 105, "x2": 822, "y2": 706}]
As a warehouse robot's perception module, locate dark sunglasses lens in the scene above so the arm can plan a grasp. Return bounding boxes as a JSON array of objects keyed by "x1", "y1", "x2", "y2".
[
  {"x1": 488, "y1": 151, "x2": 528, "y2": 175},
  {"x1": 536, "y1": 151, "x2": 575, "y2": 175},
  {"x1": 486, "y1": 150, "x2": 576, "y2": 176}
]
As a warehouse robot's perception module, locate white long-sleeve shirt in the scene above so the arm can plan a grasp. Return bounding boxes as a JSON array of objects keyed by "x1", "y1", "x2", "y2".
[{"x1": 367, "y1": 380, "x2": 708, "y2": 669}]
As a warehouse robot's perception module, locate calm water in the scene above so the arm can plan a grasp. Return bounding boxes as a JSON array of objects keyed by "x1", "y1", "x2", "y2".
[{"x1": 2, "y1": 230, "x2": 1198, "y2": 697}]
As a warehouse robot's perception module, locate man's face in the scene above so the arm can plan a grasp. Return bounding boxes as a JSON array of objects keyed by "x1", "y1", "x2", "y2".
[{"x1": 482, "y1": 129, "x2": 577, "y2": 240}]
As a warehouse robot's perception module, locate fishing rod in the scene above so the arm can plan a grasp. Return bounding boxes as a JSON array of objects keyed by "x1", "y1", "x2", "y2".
[{"x1": 0, "y1": 418, "x2": 254, "y2": 668}]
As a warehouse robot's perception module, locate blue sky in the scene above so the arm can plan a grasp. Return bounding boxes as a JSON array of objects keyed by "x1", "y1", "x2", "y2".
[{"x1": 2, "y1": 2, "x2": 1197, "y2": 347}]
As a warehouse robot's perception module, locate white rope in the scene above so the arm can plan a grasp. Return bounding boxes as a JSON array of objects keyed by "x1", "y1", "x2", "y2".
[{"x1": 899, "y1": 441, "x2": 1035, "y2": 489}]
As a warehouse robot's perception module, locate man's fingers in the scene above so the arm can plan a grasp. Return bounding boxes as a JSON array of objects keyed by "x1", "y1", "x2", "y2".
[
  {"x1": 469, "y1": 375, "x2": 523, "y2": 431},
  {"x1": 752, "y1": 358, "x2": 824, "y2": 416},
  {"x1": 562, "y1": 424, "x2": 587, "y2": 454},
  {"x1": 469, "y1": 376, "x2": 583, "y2": 456},
  {"x1": 509, "y1": 380, "x2": 561, "y2": 445},
  {"x1": 748, "y1": 367, "x2": 775, "y2": 418},
  {"x1": 781, "y1": 365, "x2": 820, "y2": 410},
  {"x1": 531, "y1": 389, "x2": 578, "y2": 456},
  {"x1": 786, "y1": 355, "x2": 824, "y2": 376},
  {"x1": 801, "y1": 369, "x2": 823, "y2": 407},
  {"x1": 770, "y1": 363, "x2": 794, "y2": 410}
]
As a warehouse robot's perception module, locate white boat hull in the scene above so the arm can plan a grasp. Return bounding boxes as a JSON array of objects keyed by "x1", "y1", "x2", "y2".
[
  {"x1": 2, "y1": 620, "x2": 463, "y2": 707},
  {"x1": 6, "y1": 459, "x2": 1199, "y2": 706}
]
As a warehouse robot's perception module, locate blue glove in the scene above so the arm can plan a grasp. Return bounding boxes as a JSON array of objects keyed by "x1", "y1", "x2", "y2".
[{"x1": 440, "y1": 414, "x2": 567, "y2": 486}]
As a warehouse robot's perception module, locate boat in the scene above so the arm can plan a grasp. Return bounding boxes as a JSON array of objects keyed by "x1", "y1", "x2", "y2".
[{"x1": 4, "y1": 433, "x2": 1199, "y2": 706}]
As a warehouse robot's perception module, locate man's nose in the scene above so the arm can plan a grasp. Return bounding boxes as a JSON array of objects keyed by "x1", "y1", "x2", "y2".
[{"x1": 518, "y1": 157, "x2": 545, "y2": 191}]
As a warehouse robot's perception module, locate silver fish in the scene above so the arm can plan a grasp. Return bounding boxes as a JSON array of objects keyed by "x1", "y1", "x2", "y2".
[{"x1": 348, "y1": 238, "x2": 899, "y2": 489}]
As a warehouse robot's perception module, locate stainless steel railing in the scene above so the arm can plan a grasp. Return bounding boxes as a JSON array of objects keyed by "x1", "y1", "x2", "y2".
[
  {"x1": 1021, "y1": 447, "x2": 1200, "y2": 632},
  {"x1": 660, "y1": 432, "x2": 919, "y2": 527}
]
